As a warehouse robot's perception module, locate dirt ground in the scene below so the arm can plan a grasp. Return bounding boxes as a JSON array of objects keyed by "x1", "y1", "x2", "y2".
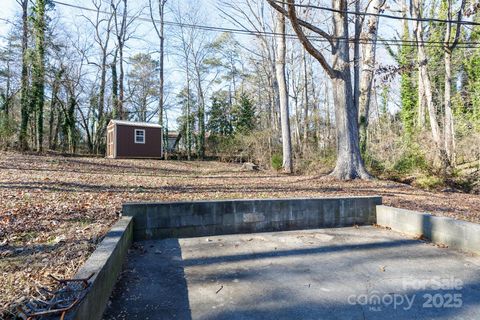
[{"x1": 1, "y1": 151, "x2": 479, "y2": 317}]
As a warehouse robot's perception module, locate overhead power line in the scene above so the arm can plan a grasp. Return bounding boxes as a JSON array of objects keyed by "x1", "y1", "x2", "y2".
[
  {"x1": 272, "y1": 0, "x2": 480, "y2": 27},
  {"x1": 48, "y1": 0, "x2": 480, "y2": 49}
]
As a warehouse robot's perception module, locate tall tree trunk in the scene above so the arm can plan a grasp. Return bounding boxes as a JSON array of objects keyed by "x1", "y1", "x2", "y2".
[
  {"x1": 149, "y1": 0, "x2": 167, "y2": 156},
  {"x1": 4, "y1": 59, "x2": 11, "y2": 116},
  {"x1": 186, "y1": 62, "x2": 192, "y2": 161},
  {"x1": 53, "y1": 107, "x2": 61, "y2": 150},
  {"x1": 444, "y1": 50, "x2": 455, "y2": 164},
  {"x1": 65, "y1": 93, "x2": 77, "y2": 154},
  {"x1": 48, "y1": 102, "x2": 55, "y2": 150},
  {"x1": 269, "y1": 0, "x2": 370, "y2": 179},
  {"x1": 417, "y1": 76, "x2": 426, "y2": 128},
  {"x1": 412, "y1": 0, "x2": 448, "y2": 166},
  {"x1": 196, "y1": 76, "x2": 206, "y2": 160},
  {"x1": 19, "y1": 0, "x2": 30, "y2": 150},
  {"x1": 118, "y1": 0, "x2": 127, "y2": 119},
  {"x1": 330, "y1": 0, "x2": 370, "y2": 179},
  {"x1": 270, "y1": 56, "x2": 281, "y2": 133},
  {"x1": 353, "y1": 0, "x2": 361, "y2": 128},
  {"x1": 359, "y1": 0, "x2": 384, "y2": 154},
  {"x1": 443, "y1": 0, "x2": 465, "y2": 167},
  {"x1": 293, "y1": 91, "x2": 301, "y2": 150},
  {"x1": 32, "y1": 0, "x2": 46, "y2": 152},
  {"x1": 324, "y1": 83, "x2": 332, "y2": 149},
  {"x1": 158, "y1": 0, "x2": 166, "y2": 158},
  {"x1": 95, "y1": 50, "x2": 108, "y2": 154},
  {"x1": 48, "y1": 68, "x2": 63, "y2": 149},
  {"x1": 149, "y1": 0, "x2": 166, "y2": 126},
  {"x1": 275, "y1": 6, "x2": 293, "y2": 173},
  {"x1": 91, "y1": 2, "x2": 113, "y2": 154},
  {"x1": 118, "y1": 47, "x2": 125, "y2": 119},
  {"x1": 158, "y1": 0, "x2": 165, "y2": 127},
  {"x1": 111, "y1": 0, "x2": 127, "y2": 119},
  {"x1": 302, "y1": 52, "x2": 309, "y2": 152},
  {"x1": 111, "y1": 58, "x2": 119, "y2": 118}
]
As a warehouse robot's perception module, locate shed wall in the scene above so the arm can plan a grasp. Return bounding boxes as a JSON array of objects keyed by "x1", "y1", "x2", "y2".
[{"x1": 116, "y1": 124, "x2": 162, "y2": 158}]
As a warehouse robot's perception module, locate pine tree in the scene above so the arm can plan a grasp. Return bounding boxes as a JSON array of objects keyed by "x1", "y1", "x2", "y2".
[
  {"x1": 207, "y1": 92, "x2": 232, "y2": 136},
  {"x1": 233, "y1": 93, "x2": 255, "y2": 134}
]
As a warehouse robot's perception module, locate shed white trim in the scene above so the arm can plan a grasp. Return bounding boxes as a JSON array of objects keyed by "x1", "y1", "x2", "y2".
[
  {"x1": 134, "y1": 129, "x2": 146, "y2": 144},
  {"x1": 110, "y1": 120, "x2": 162, "y2": 129}
]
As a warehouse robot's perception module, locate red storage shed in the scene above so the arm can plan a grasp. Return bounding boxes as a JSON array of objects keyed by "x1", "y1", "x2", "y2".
[{"x1": 106, "y1": 120, "x2": 163, "y2": 159}]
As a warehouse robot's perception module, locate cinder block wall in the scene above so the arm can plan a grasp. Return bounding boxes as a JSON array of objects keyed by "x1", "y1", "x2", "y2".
[
  {"x1": 122, "y1": 197, "x2": 382, "y2": 240},
  {"x1": 377, "y1": 205, "x2": 480, "y2": 255},
  {"x1": 66, "y1": 217, "x2": 133, "y2": 320}
]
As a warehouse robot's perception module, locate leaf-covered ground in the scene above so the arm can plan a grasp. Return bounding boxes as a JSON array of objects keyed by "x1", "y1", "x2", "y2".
[{"x1": 1, "y1": 151, "x2": 479, "y2": 317}]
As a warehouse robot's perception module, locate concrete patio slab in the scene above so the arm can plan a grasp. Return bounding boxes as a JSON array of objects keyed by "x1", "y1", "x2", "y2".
[{"x1": 103, "y1": 227, "x2": 480, "y2": 320}]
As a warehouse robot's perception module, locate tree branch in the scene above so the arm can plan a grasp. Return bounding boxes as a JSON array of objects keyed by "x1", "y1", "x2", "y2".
[
  {"x1": 266, "y1": 0, "x2": 334, "y2": 47},
  {"x1": 272, "y1": 0, "x2": 338, "y2": 78},
  {"x1": 449, "y1": 0, "x2": 466, "y2": 51}
]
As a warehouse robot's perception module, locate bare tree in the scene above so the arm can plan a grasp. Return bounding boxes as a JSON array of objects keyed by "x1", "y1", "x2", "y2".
[
  {"x1": 443, "y1": 0, "x2": 466, "y2": 166},
  {"x1": 301, "y1": 50, "x2": 309, "y2": 153},
  {"x1": 173, "y1": 4, "x2": 218, "y2": 160},
  {"x1": 111, "y1": 0, "x2": 128, "y2": 119},
  {"x1": 174, "y1": 8, "x2": 194, "y2": 160},
  {"x1": 84, "y1": 0, "x2": 114, "y2": 154},
  {"x1": 220, "y1": 0, "x2": 282, "y2": 135},
  {"x1": 149, "y1": 0, "x2": 167, "y2": 128},
  {"x1": 18, "y1": 0, "x2": 29, "y2": 150},
  {"x1": 275, "y1": 4, "x2": 293, "y2": 173},
  {"x1": 126, "y1": 53, "x2": 159, "y2": 122},
  {"x1": 411, "y1": 0, "x2": 448, "y2": 167},
  {"x1": 359, "y1": 0, "x2": 386, "y2": 153},
  {"x1": 268, "y1": 0, "x2": 370, "y2": 179}
]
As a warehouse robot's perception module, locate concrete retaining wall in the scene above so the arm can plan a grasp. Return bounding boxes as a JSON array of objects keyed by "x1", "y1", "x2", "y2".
[
  {"x1": 377, "y1": 205, "x2": 480, "y2": 255},
  {"x1": 122, "y1": 197, "x2": 382, "y2": 240},
  {"x1": 66, "y1": 216, "x2": 133, "y2": 320}
]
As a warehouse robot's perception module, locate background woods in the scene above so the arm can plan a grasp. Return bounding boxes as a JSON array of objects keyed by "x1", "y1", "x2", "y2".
[{"x1": 0, "y1": 0, "x2": 479, "y2": 187}]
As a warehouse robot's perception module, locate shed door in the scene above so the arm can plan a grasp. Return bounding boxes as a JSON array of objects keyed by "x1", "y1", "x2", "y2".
[{"x1": 107, "y1": 127, "x2": 115, "y2": 158}]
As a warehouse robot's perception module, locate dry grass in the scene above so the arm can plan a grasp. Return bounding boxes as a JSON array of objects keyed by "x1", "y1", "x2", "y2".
[{"x1": 1, "y1": 151, "x2": 480, "y2": 317}]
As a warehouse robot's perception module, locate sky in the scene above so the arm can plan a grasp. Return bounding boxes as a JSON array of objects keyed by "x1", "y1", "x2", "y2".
[{"x1": 0, "y1": 1, "x2": 16, "y2": 41}]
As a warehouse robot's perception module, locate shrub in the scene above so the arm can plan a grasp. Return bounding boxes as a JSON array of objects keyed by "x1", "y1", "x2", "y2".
[
  {"x1": 392, "y1": 147, "x2": 428, "y2": 174},
  {"x1": 363, "y1": 152, "x2": 386, "y2": 176},
  {"x1": 414, "y1": 175, "x2": 444, "y2": 190},
  {"x1": 0, "y1": 113, "x2": 17, "y2": 148},
  {"x1": 271, "y1": 153, "x2": 283, "y2": 171},
  {"x1": 296, "y1": 147, "x2": 336, "y2": 175}
]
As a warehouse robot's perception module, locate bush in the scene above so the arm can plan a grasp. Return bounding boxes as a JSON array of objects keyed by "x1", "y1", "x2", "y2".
[
  {"x1": 414, "y1": 175, "x2": 444, "y2": 190},
  {"x1": 208, "y1": 129, "x2": 277, "y2": 166},
  {"x1": 392, "y1": 147, "x2": 428, "y2": 174},
  {"x1": 363, "y1": 152, "x2": 386, "y2": 176},
  {"x1": 296, "y1": 147, "x2": 336, "y2": 175},
  {"x1": 0, "y1": 113, "x2": 17, "y2": 148},
  {"x1": 271, "y1": 153, "x2": 283, "y2": 171}
]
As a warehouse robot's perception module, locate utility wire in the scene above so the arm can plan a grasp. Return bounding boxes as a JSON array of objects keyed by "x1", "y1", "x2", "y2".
[
  {"x1": 48, "y1": 0, "x2": 480, "y2": 49},
  {"x1": 271, "y1": 0, "x2": 480, "y2": 27}
]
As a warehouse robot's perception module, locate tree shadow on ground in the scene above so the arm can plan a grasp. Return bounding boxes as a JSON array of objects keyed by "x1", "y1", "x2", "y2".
[
  {"x1": 0, "y1": 181, "x2": 361, "y2": 194},
  {"x1": 104, "y1": 234, "x2": 480, "y2": 320},
  {"x1": 103, "y1": 238, "x2": 192, "y2": 320}
]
